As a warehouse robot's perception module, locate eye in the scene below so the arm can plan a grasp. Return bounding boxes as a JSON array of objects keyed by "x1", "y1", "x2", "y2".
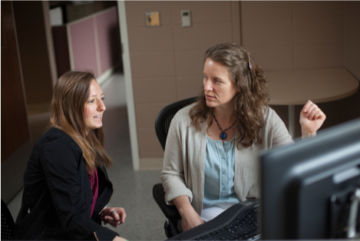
[
  {"x1": 215, "y1": 78, "x2": 221, "y2": 83},
  {"x1": 88, "y1": 99, "x2": 94, "y2": 103},
  {"x1": 101, "y1": 97, "x2": 105, "y2": 101}
]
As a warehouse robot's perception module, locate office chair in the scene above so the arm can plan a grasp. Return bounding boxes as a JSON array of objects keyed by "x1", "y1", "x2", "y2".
[
  {"x1": 154, "y1": 96, "x2": 198, "y2": 150},
  {"x1": 153, "y1": 97, "x2": 261, "y2": 240},
  {"x1": 153, "y1": 96, "x2": 198, "y2": 238},
  {"x1": 1, "y1": 199, "x2": 15, "y2": 240}
]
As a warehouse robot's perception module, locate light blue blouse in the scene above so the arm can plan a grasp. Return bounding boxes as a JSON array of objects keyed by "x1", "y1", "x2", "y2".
[{"x1": 203, "y1": 136, "x2": 240, "y2": 206}]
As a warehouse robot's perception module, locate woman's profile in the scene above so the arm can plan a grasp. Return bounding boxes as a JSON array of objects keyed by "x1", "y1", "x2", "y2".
[
  {"x1": 161, "y1": 43, "x2": 326, "y2": 231},
  {"x1": 15, "y1": 71, "x2": 127, "y2": 241}
]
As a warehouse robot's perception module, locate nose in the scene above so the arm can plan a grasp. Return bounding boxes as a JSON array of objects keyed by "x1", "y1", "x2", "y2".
[
  {"x1": 98, "y1": 99, "x2": 106, "y2": 112},
  {"x1": 204, "y1": 79, "x2": 213, "y2": 91}
]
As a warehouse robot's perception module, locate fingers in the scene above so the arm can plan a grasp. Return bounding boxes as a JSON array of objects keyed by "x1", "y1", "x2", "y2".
[
  {"x1": 104, "y1": 217, "x2": 121, "y2": 227},
  {"x1": 109, "y1": 208, "x2": 121, "y2": 221},
  {"x1": 112, "y1": 207, "x2": 126, "y2": 223},
  {"x1": 103, "y1": 207, "x2": 126, "y2": 227},
  {"x1": 307, "y1": 104, "x2": 318, "y2": 120},
  {"x1": 302, "y1": 100, "x2": 326, "y2": 120},
  {"x1": 104, "y1": 216, "x2": 121, "y2": 225},
  {"x1": 302, "y1": 100, "x2": 313, "y2": 113},
  {"x1": 118, "y1": 208, "x2": 126, "y2": 223}
]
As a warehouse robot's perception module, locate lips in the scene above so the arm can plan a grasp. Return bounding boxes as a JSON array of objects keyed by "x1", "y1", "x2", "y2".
[
  {"x1": 205, "y1": 94, "x2": 215, "y2": 100},
  {"x1": 94, "y1": 115, "x2": 102, "y2": 119}
]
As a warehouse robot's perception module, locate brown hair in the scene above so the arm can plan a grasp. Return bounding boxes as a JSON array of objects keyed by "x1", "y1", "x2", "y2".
[
  {"x1": 50, "y1": 71, "x2": 111, "y2": 172},
  {"x1": 190, "y1": 43, "x2": 270, "y2": 148}
]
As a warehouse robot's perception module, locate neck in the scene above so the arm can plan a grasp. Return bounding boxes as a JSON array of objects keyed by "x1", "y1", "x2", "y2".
[{"x1": 213, "y1": 102, "x2": 236, "y2": 123}]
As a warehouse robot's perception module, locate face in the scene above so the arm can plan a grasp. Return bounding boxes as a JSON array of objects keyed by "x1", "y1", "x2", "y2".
[
  {"x1": 203, "y1": 58, "x2": 238, "y2": 109},
  {"x1": 83, "y1": 80, "x2": 106, "y2": 130}
]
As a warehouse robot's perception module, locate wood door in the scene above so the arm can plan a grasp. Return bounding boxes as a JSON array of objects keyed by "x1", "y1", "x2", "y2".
[{"x1": 1, "y1": 1, "x2": 33, "y2": 204}]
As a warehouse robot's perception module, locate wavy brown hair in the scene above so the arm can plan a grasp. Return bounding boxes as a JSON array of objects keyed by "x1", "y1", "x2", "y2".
[
  {"x1": 190, "y1": 43, "x2": 270, "y2": 148},
  {"x1": 50, "y1": 71, "x2": 111, "y2": 173}
]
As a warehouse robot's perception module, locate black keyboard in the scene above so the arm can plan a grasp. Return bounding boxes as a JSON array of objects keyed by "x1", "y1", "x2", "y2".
[{"x1": 168, "y1": 200, "x2": 260, "y2": 240}]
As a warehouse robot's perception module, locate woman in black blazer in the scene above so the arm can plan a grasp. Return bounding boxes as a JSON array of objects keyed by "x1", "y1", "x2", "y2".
[{"x1": 15, "y1": 71, "x2": 127, "y2": 241}]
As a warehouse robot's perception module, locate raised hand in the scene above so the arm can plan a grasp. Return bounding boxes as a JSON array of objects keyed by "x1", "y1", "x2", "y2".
[{"x1": 299, "y1": 100, "x2": 326, "y2": 137}]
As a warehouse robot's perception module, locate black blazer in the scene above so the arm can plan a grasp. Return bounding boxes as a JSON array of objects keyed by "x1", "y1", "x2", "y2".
[{"x1": 15, "y1": 128, "x2": 119, "y2": 240}]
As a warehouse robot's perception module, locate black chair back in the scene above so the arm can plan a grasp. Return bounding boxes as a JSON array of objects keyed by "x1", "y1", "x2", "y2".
[
  {"x1": 1, "y1": 199, "x2": 15, "y2": 240},
  {"x1": 153, "y1": 96, "x2": 198, "y2": 238},
  {"x1": 155, "y1": 97, "x2": 198, "y2": 150}
]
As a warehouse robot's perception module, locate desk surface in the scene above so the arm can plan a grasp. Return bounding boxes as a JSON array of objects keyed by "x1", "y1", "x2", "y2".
[{"x1": 267, "y1": 68, "x2": 359, "y2": 105}]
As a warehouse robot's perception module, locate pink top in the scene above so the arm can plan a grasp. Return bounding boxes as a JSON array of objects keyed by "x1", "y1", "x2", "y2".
[{"x1": 88, "y1": 168, "x2": 99, "y2": 217}]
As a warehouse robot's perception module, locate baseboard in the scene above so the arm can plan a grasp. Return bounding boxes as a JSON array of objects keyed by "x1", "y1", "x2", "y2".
[{"x1": 139, "y1": 158, "x2": 163, "y2": 170}]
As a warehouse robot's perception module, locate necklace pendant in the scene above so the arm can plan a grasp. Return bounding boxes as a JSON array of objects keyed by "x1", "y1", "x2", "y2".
[{"x1": 220, "y1": 132, "x2": 227, "y2": 140}]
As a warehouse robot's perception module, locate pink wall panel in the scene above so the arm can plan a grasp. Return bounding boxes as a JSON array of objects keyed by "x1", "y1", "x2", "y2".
[
  {"x1": 69, "y1": 18, "x2": 99, "y2": 77},
  {"x1": 96, "y1": 8, "x2": 121, "y2": 74}
]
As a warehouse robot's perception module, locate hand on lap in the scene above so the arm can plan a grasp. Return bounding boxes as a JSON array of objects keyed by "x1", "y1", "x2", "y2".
[{"x1": 102, "y1": 207, "x2": 126, "y2": 228}]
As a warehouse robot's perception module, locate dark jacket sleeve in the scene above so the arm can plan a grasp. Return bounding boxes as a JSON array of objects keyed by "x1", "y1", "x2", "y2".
[{"x1": 40, "y1": 137, "x2": 119, "y2": 241}]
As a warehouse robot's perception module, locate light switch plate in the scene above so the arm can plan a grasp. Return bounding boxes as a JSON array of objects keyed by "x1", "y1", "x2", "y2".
[
  {"x1": 145, "y1": 12, "x2": 160, "y2": 27},
  {"x1": 181, "y1": 10, "x2": 191, "y2": 27}
]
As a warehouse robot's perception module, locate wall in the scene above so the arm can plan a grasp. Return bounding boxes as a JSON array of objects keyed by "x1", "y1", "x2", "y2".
[
  {"x1": 241, "y1": 1, "x2": 360, "y2": 138},
  {"x1": 125, "y1": 1, "x2": 240, "y2": 169},
  {"x1": 241, "y1": 1, "x2": 343, "y2": 72},
  {"x1": 124, "y1": 1, "x2": 360, "y2": 169},
  {"x1": 316, "y1": 1, "x2": 360, "y2": 130},
  {"x1": 53, "y1": 7, "x2": 121, "y2": 84},
  {"x1": 52, "y1": 25, "x2": 71, "y2": 77},
  {"x1": 294, "y1": 1, "x2": 360, "y2": 135},
  {"x1": 344, "y1": 1, "x2": 360, "y2": 80},
  {"x1": 66, "y1": 1, "x2": 117, "y2": 23}
]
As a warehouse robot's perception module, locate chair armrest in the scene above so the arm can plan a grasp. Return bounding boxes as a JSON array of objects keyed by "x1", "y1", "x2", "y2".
[{"x1": 152, "y1": 183, "x2": 181, "y2": 220}]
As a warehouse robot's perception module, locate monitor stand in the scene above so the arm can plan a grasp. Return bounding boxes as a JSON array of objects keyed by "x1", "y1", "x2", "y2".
[{"x1": 329, "y1": 187, "x2": 360, "y2": 238}]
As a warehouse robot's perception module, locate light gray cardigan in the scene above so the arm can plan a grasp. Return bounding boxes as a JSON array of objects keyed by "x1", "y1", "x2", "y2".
[{"x1": 161, "y1": 103, "x2": 293, "y2": 215}]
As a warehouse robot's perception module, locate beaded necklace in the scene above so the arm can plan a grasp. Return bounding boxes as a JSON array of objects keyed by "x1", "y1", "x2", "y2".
[{"x1": 213, "y1": 113, "x2": 237, "y2": 140}]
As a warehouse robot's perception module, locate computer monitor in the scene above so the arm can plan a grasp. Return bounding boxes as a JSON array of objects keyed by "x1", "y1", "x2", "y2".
[{"x1": 260, "y1": 118, "x2": 360, "y2": 239}]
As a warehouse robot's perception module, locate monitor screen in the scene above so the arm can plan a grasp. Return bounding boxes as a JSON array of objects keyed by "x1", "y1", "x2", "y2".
[{"x1": 260, "y1": 118, "x2": 360, "y2": 239}]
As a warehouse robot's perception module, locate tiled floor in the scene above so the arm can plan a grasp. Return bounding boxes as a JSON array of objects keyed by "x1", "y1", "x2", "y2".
[{"x1": 8, "y1": 70, "x2": 168, "y2": 240}]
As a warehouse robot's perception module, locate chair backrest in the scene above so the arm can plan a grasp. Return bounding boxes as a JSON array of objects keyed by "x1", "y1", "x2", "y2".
[
  {"x1": 155, "y1": 97, "x2": 198, "y2": 150},
  {"x1": 1, "y1": 199, "x2": 15, "y2": 240}
]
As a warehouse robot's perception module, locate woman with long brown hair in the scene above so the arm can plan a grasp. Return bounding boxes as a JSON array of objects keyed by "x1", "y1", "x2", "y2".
[
  {"x1": 15, "y1": 71, "x2": 127, "y2": 241},
  {"x1": 161, "y1": 43, "x2": 326, "y2": 231}
]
